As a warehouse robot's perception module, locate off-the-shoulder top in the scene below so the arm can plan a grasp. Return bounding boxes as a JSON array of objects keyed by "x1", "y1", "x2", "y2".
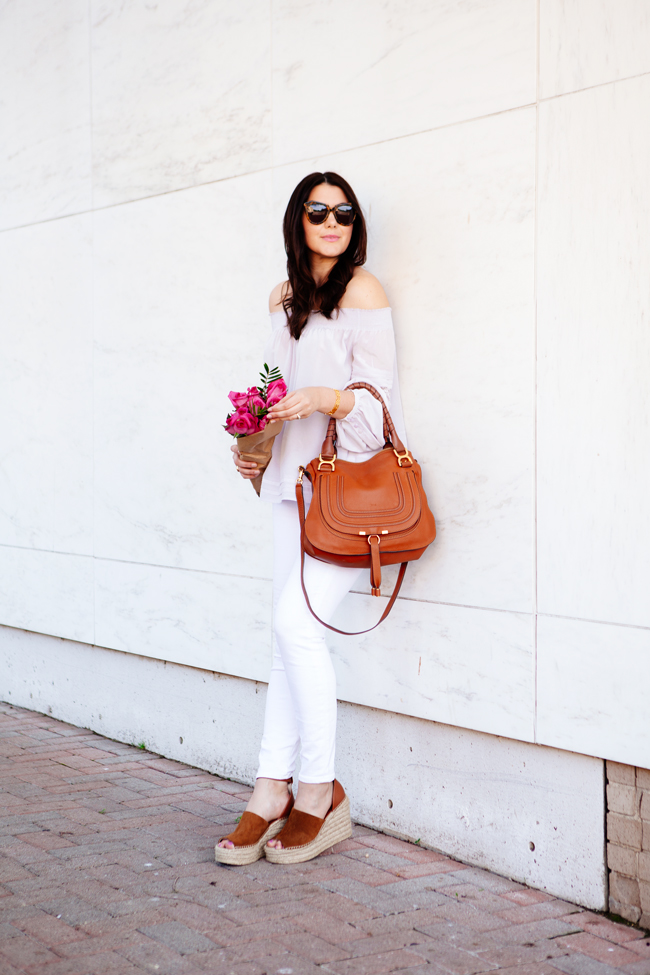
[{"x1": 259, "y1": 306, "x2": 407, "y2": 504}]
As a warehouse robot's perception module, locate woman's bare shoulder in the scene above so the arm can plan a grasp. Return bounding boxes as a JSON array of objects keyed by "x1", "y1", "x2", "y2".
[
  {"x1": 269, "y1": 280, "x2": 291, "y2": 312},
  {"x1": 340, "y1": 268, "x2": 389, "y2": 309}
]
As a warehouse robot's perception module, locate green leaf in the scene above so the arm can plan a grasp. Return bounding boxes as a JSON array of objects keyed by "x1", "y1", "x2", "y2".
[{"x1": 258, "y1": 363, "x2": 283, "y2": 398}]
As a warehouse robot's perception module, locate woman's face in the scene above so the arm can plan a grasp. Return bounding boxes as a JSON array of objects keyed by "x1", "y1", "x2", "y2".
[{"x1": 302, "y1": 183, "x2": 354, "y2": 260}]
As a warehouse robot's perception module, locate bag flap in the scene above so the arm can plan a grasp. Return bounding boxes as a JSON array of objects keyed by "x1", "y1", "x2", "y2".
[{"x1": 315, "y1": 455, "x2": 422, "y2": 538}]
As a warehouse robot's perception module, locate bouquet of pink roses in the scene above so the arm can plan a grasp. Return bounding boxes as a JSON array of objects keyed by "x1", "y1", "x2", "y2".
[{"x1": 225, "y1": 364, "x2": 287, "y2": 495}]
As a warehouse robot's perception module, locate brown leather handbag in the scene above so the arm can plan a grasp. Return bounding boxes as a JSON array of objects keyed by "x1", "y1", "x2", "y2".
[{"x1": 295, "y1": 382, "x2": 436, "y2": 634}]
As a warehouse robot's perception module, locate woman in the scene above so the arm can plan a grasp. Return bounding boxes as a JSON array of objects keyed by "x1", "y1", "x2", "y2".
[{"x1": 215, "y1": 171, "x2": 406, "y2": 865}]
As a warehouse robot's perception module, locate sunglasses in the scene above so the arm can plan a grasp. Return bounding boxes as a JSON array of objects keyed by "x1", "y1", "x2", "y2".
[{"x1": 303, "y1": 201, "x2": 357, "y2": 227}]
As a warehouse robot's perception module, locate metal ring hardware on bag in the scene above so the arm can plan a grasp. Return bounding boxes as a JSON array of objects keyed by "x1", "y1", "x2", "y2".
[
  {"x1": 394, "y1": 449, "x2": 413, "y2": 467},
  {"x1": 295, "y1": 381, "x2": 436, "y2": 635},
  {"x1": 317, "y1": 453, "x2": 336, "y2": 471}
]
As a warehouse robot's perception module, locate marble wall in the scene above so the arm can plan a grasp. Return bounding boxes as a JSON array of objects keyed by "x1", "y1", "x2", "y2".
[{"x1": 1, "y1": 0, "x2": 648, "y2": 768}]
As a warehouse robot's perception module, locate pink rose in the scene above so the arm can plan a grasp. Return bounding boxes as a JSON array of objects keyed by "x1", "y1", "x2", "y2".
[
  {"x1": 247, "y1": 392, "x2": 266, "y2": 415},
  {"x1": 225, "y1": 408, "x2": 259, "y2": 437},
  {"x1": 265, "y1": 379, "x2": 287, "y2": 408},
  {"x1": 228, "y1": 390, "x2": 248, "y2": 409},
  {"x1": 258, "y1": 415, "x2": 268, "y2": 431}
]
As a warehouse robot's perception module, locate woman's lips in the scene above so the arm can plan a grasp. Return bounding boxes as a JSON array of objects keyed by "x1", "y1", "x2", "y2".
[{"x1": 322, "y1": 235, "x2": 339, "y2": 241}]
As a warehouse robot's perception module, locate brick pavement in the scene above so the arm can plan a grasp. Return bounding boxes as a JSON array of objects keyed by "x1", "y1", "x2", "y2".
[{"x1": 1, "y1": 701, "x2": 649, "y2": 975}]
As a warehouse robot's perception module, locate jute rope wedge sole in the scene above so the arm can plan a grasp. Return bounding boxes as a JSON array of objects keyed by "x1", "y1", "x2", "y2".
[
  {"x1": 264, "y1": 780, "x2": 352, "y2": 865},
  {"x1": 214, "y1": 790, "x2": 293, "y2": 866}
]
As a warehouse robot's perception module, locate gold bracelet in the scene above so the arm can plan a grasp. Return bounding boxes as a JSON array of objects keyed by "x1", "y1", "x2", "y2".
[{"x1": 327, "y1": 388, "x2": 341, "y2": 416}]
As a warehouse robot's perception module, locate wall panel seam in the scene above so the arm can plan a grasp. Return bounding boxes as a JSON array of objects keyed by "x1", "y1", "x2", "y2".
[
  {"x1": 89, "y1": 0, "x2": 96, "y2": 648},
  {"x1": 0, "y1": 103, "x2": 538, "y2": 236},
  {"x1": 533, "y1": 0, "x2": 540, "y2": 746},
  {"x1": 539, "y1": 612, "x2": 650, "y2": 633},
  {"x1": 269, "y1": 0, "x2": 274, "y2": 170},
  {"x1": 0, "y1": 545, "x2": 533, "y2": 615},
  {"x1": 0, "y1": 539, "x2": 534, "y2": 617},
  {"x1": 539, "y1": 68, "x2": 650, "y2": 104}
]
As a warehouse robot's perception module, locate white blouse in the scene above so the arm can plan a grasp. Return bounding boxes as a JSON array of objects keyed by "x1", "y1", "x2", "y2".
[{"x1": 259, "y1": 306, "x2": 408, "y2": 504}]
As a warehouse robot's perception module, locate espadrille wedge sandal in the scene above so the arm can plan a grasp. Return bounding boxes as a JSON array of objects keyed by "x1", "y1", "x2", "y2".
[
  {"x1": 264, "y1": 779, "x2": 352, "y2": 864},
  {"x1": 214, "y1": 787, "x2": 294, "y2": 866}
]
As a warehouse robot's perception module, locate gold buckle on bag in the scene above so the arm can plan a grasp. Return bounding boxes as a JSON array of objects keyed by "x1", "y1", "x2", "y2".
[
  {"x1": 297, "y1": 466, "x2": 305, "y2": 484},
  {"x1": 318, "y1": 453, "x2": 336, "y2": 471},
  {"x1": 394, "y1": 449, "x2": 413, "y2": 467}
]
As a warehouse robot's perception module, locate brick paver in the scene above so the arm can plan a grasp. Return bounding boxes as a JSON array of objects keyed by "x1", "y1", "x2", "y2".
[{"x1": 1, "y1": 702, "x2": 649, "y2": 975}]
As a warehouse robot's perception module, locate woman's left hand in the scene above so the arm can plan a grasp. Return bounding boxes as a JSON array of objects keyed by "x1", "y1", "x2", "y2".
[{"x1": 267, "y1": 387, "x2": 324, "y2": 422}]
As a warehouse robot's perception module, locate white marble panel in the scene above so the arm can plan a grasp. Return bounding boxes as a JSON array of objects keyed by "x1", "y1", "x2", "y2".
[
  {"x1": 273, "y1": 107, "x2": 536, "y2": 614},
  {"x1": 537, "y1": 615, "x2": 650, "y2": 770},
  {"x1": 0, "y1": 0, "x2": 91, "y2": 230},
  {"x1": 93, "y1": 170, "x2": 274, "y2": 578},
  {"x1": 91, "y1": 0, "x2": 272, "y2": 207},
  {"x1": 0, "y1": 215, "x2": 93, "y2": 555},
  {"x1": 540, "y1": 0, "x2": 650, "y2": 98},
  {"x1": 537, "y1": 78, "x2": 650, "y2": 627},
  {"x1": 94, "y1": 560, "x2": 272, "y2": 683},
  {"x1": 0, "y1": 549, "x2": 93, "y2": 644},
  {"x1": 95, "y1": 554, "x2": 533, "y2": 742},
  {"x1": 272, "y1": 0, "x2": 536, "y2": 165},
  {"x1": 331, "y1": 593, "x2": 534, "y2": 743}
]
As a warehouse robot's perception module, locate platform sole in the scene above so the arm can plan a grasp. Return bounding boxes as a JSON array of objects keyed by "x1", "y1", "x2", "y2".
[
  {"x1": 264, "y1": 795, "x2": 352, "y2": 864},
  {"x1": 214, "y1": 814, "x2": 288, "y2": 866}
]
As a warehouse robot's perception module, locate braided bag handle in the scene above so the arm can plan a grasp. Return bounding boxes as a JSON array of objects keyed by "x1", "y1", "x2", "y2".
[{"x1": 320, "y1": 382, "x2": 406, "y2": 459}]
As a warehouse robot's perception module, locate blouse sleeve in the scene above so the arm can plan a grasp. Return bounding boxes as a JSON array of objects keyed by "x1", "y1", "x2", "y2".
[{"x1": 335, "y1": 313, "x2": 396, "y2": 453}]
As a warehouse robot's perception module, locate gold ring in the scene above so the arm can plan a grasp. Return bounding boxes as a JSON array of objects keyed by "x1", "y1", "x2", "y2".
[{"x1": 296, "y1": 413, "x2": 301, "y2": 420}]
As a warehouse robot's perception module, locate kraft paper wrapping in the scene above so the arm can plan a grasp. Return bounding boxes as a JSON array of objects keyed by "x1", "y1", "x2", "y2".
[{"x1": 234, "y1": 419, "x2": 283, "y2": 496}]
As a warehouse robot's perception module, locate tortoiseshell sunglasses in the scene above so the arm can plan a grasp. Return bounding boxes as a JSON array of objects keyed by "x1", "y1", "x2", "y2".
[{"x1": 303, "y1": 201, "x2": 357, "y2": 226}]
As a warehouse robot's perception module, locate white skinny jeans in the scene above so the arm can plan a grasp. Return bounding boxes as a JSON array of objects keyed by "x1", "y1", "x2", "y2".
[{"x1": 256, "y1": 500, "x2": 363, "y2": 783}]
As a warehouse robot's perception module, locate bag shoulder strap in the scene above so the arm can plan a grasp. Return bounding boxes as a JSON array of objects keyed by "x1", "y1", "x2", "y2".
[{"x1": 296, "y1": 476, "x2": 408, "y2": 636}]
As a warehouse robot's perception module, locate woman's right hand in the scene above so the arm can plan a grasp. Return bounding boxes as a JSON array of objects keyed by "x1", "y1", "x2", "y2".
[{"x1": 231, "y1": 443, "x2": 260, "y2": 479}]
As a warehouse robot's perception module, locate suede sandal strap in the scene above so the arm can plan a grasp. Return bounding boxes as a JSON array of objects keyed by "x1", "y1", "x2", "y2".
[
  {"x1": 272, "y1": 779, "x2": 346, "y2": 850},
  {"x1": 220, "y1": 811, "x2": 271, "y2": 848},
  {"x1": 272, "y1": 808, "x2": 325, "y2": 849},
  {"x1": 220, "y1": 792, "x2": 294, "y2": 848}
]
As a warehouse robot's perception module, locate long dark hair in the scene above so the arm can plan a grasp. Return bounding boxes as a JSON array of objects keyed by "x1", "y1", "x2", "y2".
[{"x1": 282, "y1": 172, "x2": 367, "y2": 340}]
